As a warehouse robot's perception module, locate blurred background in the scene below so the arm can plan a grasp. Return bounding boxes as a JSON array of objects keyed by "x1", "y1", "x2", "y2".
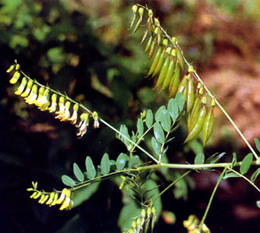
[{"x1": 1, "y1": 0, "x2": 260, "y2": 232}]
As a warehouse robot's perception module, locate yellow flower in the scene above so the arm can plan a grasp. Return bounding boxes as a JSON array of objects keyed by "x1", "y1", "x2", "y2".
[
  {"x1": 68, "y1": 103, "x2": 79, "y2": 125},
  {"x1": 14, "y1": 77, "x2": 27, "y2": 95},
  {"x1": 25, "y1": 84, "x2": 38, "y2": 104},
  {"x1": 48, "y1": 94, "x2": 58, "y2": 113},
  {"x1": 55, "y1": 101, "x2": 71, "y2": 121},
  {"x1": 76, "y1": 113, "x2": 89, "y2": 138}
]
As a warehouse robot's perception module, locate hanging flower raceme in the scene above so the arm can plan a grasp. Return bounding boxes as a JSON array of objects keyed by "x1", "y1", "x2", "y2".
[
  {"x1": 6, "y1": 63, "x2": 100, "y2": 138},
  {"x1": 27, "y1": 182, "x2": 73, "y2": 211}
]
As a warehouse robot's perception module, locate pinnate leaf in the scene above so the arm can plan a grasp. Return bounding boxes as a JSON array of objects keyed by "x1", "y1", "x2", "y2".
[
  {"x1": 167, "y1": 98, "x2": 179, "y2": 122},
  {"x1": 116, "y1": 153, "x2": 129, "y2": 171},
  {"x1": 151, "y1": 137, "x2": 161, "y2": 155}
]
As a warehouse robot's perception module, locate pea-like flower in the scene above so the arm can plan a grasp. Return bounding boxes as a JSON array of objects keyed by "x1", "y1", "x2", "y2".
[{"x1": 76, "y1": 113, "x2": 89, "y2": 138}]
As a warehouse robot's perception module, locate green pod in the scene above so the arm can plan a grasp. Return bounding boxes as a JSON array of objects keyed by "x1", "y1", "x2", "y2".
[
  {"x1": 140, "y1": 30, "x2": 148, "y2": 44},
  {"x1": 186, "y1": 76, "x2": 195, "y2": 113},
  {"x1": 132, "y1": 8, "x2": 144, "y2": 34},
  {"x1": 148, "y1": 37, "x2": 157, "y2": 59},
  {"x1": 176, "y1": 44, "x2": 184, "y2": 69},
  {"x1": 184, "y1": 105, "x2": 207, "y2": 143},
  {"x1": 177, "y1": 74, "x2": 189, "y2": 94},
  {"x1": 202, "y1": 108, "x2": 214, "y2": 146},
  {"x1": 145, "y1": 35, "x2": 153, "y2": 52},
  {"x1": 160, "y1": 56, "x2": 176, "y2": 92},
  {"x1": 154, "y1": 48, "x2": 171, "y2": 88},
  {"x1": 168, "y1": 64, "x2": 180, "y2": 98},
  {"x1": 130, "y1": 5, "x2": 138, "y2": 29},
  {"x1": 147, "y1": 46, "x2": 163, "y2": 77},
  {"x1": 187, "y1": 96, "x2": 201, "y2": 131},
  {"x1": 152, "y1": 48, "x2": 166, "y2": 77}
]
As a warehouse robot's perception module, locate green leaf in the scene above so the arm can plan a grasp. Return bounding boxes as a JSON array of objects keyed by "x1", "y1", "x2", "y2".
[
  {"x1": 256, "y1": 200, "x2": 260, "y2": 208},
  {"x1": 194, "y1": 153, "x2": 205, "y2": 165},
  {"x1": 155, "y1": 106, "x2": 165, "y2": 122},
  {"x1": 100, "y1": 153, "x2": 110, "y2": 175},
  {"x1": 176, "y1": 92, "x2": 185, "y2": 112},
  {"x1": 255, "y1": 138, "x2": 260, "y2": 153},
  {"x1": 61, "y1": 175, "x2": 76, "y2": 187},
  {"x1": 240, "y1": 153, "x2": 253, "y2": 175},
  {"x1": 206, "y1": 152, "x2": 225, "y2": 164},
  {"x1": 71, "y1": 182, "x2": 100, "y2": 208},
  {"x1": 146, "y1": 109, "x2": 153, "y2": 128},
  {"x1": 129, "y1": 155, "x2": 140, "y2": 168},
  {"x1": 85, "y1": 156, "x2": 96, "y2": 179},
  {"x1": 118, "y1": 125, "x2": 131, "y2": 148},
  {"x1": 153, "y1": 122, "x2": 165, "y2": 144},
  {"x1": 223, "y1": 172, "x2": 240, "y2": 180},
  {"x1": 137, "y1": 118, "x2": 144, "y2": 136},
  {"x1": 116, "y1": 153, "x2": 129, "y2": 171},
  {"x1": 167, "y1": 98, "x2": 179, "y2": 122},
  {"x1": 118, "y1": 201, "x2": 141, "y2": 232},
  {"x1": 159, "y1": 109, "x2": 172, "y2": 132},
  {"x1": 151, "y1": 137, "x2": 161, "y2": 155},
  {"x1": 73, "y1": 163, "x2": 84, "y2": 182},
  {"x1": 251, "y1": 168, "x2": 260, "y2": 183}
]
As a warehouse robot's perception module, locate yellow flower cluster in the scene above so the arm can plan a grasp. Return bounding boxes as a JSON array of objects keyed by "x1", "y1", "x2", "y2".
[
  {"x1": 7, "y1": 63, "x2": 100, "y2": 138},
  {"x1": 183, "y1": 215, "x2": 210, "y2": 233},
  {"x1": 27, "y1": 182, "x2": 73, "y2": 211}
]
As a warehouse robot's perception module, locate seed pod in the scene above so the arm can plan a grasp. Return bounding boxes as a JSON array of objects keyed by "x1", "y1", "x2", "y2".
[
  {"x1": 152, "y1": 39, "x2": 168, "y2": 77},
  {"x1": 202, "y1": 107, "x2": 214, "y2": 146},
  {"x1": 177, "y1": 74, "x2": 189, "y2": 101},
  {"x1": 9, "y1": 71, "x2": 21, "y2": 84},
  {"x1": 148, "y1": 37, "x2": 157, "y2": 59},
  {"x1": 169, "y1": 64, "x2": 180, "y2": 98},
  {"x1": 14, "y1": 77, "x2": 27, "y2": 95},
  {"x1": 21, "y1": 80, "x2": 33, "y2": 97},
  {"x1": 145, "y1": 35, "x2": 153, "y2": 52},
  {"x1": 132, "y1": 7, "x2": 144, "y2": 34},
  {"x1": 184, "y1": 104, "x2": 207, "y2": 143},
  {"x1": 186, "y1": 75, "x2": 195, "y2": 113},
  {"x1": 187, "y1": 96, "x2": 201, "y2": 130},
  {"x1": 130, "y1": 5, "x2": 138, "y2": 29},
  {"x1": 154, "y1": 47, "x2": 171, "y2": 88},
  {"x1": 160, "y1": 49, "x2": 177, "y2": 92},
  {"x1": 147, "y1": 46, "x2": 163, "y2": 77},
  {"x1": 140, "y1": 29, "x2": 148, "y2": 44}
]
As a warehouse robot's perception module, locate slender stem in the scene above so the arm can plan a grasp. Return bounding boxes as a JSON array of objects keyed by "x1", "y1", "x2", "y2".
[
  {"x1": 199, "y1": 167, "x2": 227, "y2": 231},
  {"x1": 228, "y1": 168, "x2": 260, "y2": 193},
  {"x1": 153, "y1": 170, "x2": 191, "y2": 203}
]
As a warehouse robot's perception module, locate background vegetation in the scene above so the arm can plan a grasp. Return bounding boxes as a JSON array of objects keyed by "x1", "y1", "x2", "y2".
[{"x1": 1, "y1": 0, "x2": 260, "y2": 232}]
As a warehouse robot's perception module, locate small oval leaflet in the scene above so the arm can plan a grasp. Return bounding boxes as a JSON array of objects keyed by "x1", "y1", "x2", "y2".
[
  {"x1": 240, "y1": 153, "x2": 253, "y2": 175},
  {"x1": 145, "y1": 109, "x2": 153, "y2": 128},
  {"x1": 73, "y1": 163, "x2": 84, "y2": 182},
  {"x1": 167, "y1": 98, "x2": 179, "y2": 122},
  {"x1": 116, "y1": 153, "x2": 129, "y2": 171},
  {"x1": 100, "y1": 153, "x2": 111, "y2": 175},
  {"x1": 62, "y1": 175, "x2": 76, "y2": 187},
  {"x1": 151, "y1": 136, "x2": 161, "y2": 155},
  {"x1": 86, "y1": 156, "x2": 96, "y2": 179},
  {"x1": 137, "y1": 118, "x2": 144, "y2": 137},
  {"x1": 153, "y1": 122, "x2": 165, "y2": 144}
]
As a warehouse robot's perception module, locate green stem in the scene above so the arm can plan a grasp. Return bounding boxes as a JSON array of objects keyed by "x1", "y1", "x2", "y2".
[
  {"x1": 199, "y1": 167, "x2": 227, "y2": 231},
  {"x1": 228, "y1": 168, "x2": 260, "y2": 193},
  {"x1": 153, "y1": 170, "x2": 191, "y2": 203}
]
